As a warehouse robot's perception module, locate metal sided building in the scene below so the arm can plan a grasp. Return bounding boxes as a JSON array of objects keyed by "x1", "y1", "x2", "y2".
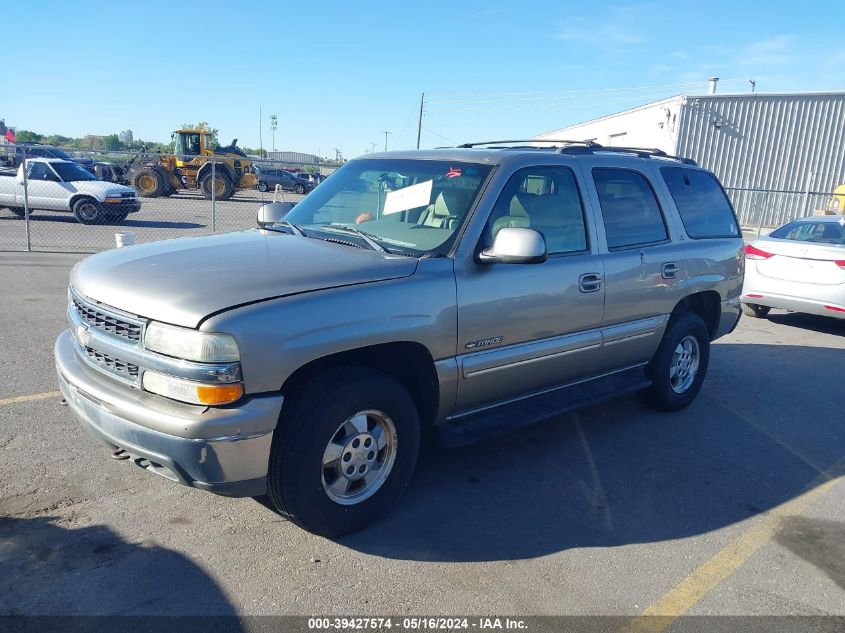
[{"x1": 535, "y1": 91, "x2": 845, "y2": 227}]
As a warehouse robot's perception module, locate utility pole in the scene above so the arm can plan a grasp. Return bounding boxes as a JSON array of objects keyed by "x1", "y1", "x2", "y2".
[
  {"x1": 383, "y1": 131, "x2": 391, "y2": 152},
  {"x1": 370, "y1": 142, "x2": 377, "y2": 154},
  {"x1": 259, "y1": 107, "x2": 263, "y2": 157},
  {"x1": 270, "y1": 114, "x2": 278, "y2": 152},
  {"x1": 416, "y1": 92, "x2": 425, "y2": 149}
]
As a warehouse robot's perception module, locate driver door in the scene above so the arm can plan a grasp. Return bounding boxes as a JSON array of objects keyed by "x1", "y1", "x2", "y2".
[{"x1": 25, "y1": 162, "x2": 68, "y2": 210}]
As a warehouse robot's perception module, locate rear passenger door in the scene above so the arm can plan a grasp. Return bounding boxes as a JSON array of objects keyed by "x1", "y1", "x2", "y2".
[
  {"x1": 587, "y1": 166, "x2": 688, "y2": 371},
  {"x1": 454, "y1": 165, "x2": 605, "y2": 411}
]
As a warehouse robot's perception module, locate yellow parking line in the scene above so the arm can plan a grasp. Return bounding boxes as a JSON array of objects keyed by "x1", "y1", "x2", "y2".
[
  {"x1": 624, "y1": 456, "x2": 845, "y2": 633},
  {"x1": 0, "y1": 391, "x2": 62, "y2": 406}
]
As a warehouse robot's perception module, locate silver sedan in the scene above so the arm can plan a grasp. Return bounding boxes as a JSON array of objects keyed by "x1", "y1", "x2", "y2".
[{"x1": 742, "y1": 215, "x2": 845, "y2": 319}]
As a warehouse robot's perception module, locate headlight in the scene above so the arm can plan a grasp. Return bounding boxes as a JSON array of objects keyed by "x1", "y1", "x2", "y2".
[
  {"x1": 144, "y1": 322, "x2": 240, "y2": 362},
  {"x1": 142, "y1": 370, "x2": 243, "y2": 406}
]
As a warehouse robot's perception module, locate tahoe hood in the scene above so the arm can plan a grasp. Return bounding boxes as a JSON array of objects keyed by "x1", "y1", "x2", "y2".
[{"x1": 71, "y1": 230, "x2": 419, "y2": 328}]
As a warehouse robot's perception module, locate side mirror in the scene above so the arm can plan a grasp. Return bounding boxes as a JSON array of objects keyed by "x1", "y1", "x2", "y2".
[
  {"x1": 257, "y1": 201, "x2": 295, "y2": 227},
  {"x1": 478, "y1": 227, "x2": 547, "y2": 264}
]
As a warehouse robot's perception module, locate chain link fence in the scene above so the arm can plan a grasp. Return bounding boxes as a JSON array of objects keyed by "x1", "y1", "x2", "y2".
[
  {"x1": 725, "y1": 187, "x2": 835, "y2": 237},
  {"x1": 0, "y1": 148, "x2": 335, "y2": 253},
  {"x1": 1, "y1": 148, "x2": 839, "y2": 252}
]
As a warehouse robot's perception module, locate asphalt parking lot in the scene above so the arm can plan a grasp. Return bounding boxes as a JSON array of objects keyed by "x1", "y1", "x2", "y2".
[
  {"x1": 0, "y1": 189, "x2": 306, "y2": 253},
  {"x1": 0, "y1": 251, "x2": 843, "y2": 627}
]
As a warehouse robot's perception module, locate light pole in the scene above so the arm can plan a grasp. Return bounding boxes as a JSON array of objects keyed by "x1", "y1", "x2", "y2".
[
  {"x1": 383, "y1": 131, "x2": 391, "y2": 152},
  {"x1": 270, "y1": 114, "x2": 278, "y2": 152}
]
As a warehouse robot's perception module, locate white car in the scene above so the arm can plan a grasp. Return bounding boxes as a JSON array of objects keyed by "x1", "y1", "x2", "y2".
[
  {"x1": 742, "y1": 215, "x2": 845, "y2": 319},
  {"x1": 0, "y1": 158, "x2": 140, "y2": 225}
]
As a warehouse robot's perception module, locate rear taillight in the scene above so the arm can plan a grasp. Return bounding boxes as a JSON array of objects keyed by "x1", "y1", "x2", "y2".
[
  {"x1": 825, "y1": 305, "x2": 845, "y2": 313},
  {"x1": 834, "y1": 260, "x2": 845, "y2": 270},
  {"x1": 745, "y1": 244, "x2": 774, "y2": 260}
]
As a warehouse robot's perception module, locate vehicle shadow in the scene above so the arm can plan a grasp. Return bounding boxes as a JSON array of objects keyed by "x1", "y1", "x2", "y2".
[
  {"x1": 0, "y1": 516, "x2": 241, "y2": 621},
  {"x1": 0, "y1": 214, "x2": 205, "y2": 230},
  {"x1": 765, "y1": 312, "x2": 845, "y2": 336},
  {"x1": 340, "y1": 343, "x2": 845, "y2": 562}
]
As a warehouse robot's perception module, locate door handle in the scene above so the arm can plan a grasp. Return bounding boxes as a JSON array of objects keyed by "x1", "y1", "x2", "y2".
[
  {"x1": 579, "y1": 272, "x2": 602, "y2": 293},
  {"x1": 661, "y1": 262, "x2": 680, "y2": 279}
]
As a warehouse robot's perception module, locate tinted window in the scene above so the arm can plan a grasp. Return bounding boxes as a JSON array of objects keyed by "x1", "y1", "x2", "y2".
[
  {"x1": 769, "y1": 220, "x2": 845, "y2": 246},
  {"x1": 29, "y1": 148, "x2": 48, "y2": 157},
  {"x1": 52, "y1": 162, "x2": 96, "y2": 181},
  {"x1": 661, "y1": 167, "x2": 739, "y2": 238},
  {"x1": 27, "y1": 162, "x2": 54, "y2": 180},
  {"x1": 593, "y1": 168, "x2": 668, "y2": 249},
  {"x1": 484, "y1": 166, "x2": 588, "y2": 254}
]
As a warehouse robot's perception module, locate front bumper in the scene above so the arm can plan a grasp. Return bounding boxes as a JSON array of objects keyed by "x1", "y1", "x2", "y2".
[
  {"x1": 103, "y1": 200, "x2": 141, "y2": 214},
  {"x1": 55, "y1": 330, "x2": 284, "y2": 497}
]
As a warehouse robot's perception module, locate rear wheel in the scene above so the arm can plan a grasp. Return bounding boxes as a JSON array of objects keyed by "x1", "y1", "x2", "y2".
[
  {"x1": 266, "y1": 367, "x2": 420, "y2": 537},
  {"x1": 200, "y1": 171, "x2": 234, "y2": 200},
  {"x1": 741, "y1": 303, "x2": 771, "y2": 318},
  {"x1": 638, "y1": 311, "x2": 710, "y2": 412},
  {"x1": 72, "y1": 198, "x2": 106, "y2": 225},
  {"x1": 132, "y1": 168, "x2": 164, "y2": 198},
  {"x1": 295, "y1": 183, "x2": 305, "y2": 194}
]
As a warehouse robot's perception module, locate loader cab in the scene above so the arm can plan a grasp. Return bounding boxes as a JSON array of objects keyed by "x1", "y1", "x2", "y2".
[{"x1": 173, "y1": 130, "x2": 206, "y2": 160}]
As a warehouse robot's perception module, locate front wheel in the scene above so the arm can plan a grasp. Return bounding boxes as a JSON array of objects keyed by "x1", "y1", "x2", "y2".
[
  {"x1": 295, "y1": 183, "x2": 305, "y2": 194},
  {"x1": 741, "y1": 303, "x2": 771, "y2": 318},
  {"x1": 72, "y1": 198, "x2": 106, "y2": 225},
  {"x1": 266, "y1": 367, "x2": 420, "y2": 537},
  {"x1": 257, "y1": 181, "x2": 268, "y2": 193},
  {"x1": 200, "y1": 172, "x2": 235, "y2": 201},
  {"x1": 638, "y1": 311, "x2": 711, "y2": 412}
]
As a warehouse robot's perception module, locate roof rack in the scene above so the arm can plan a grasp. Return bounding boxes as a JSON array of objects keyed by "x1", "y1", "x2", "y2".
[
  {"x1": 561, "y1": 144, "x2": 697, "y2": 165},
  {"x1": 456, "y1": 139, "x2": 601, "y2": 149},
  {"x1": 453, "y1": 139, "x2": 696, "y2": 165}
]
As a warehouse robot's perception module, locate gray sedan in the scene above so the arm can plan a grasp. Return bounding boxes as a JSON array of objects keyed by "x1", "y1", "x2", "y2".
[{"x1": 742, "y1": 215, "x2": 845, "y2": 319}]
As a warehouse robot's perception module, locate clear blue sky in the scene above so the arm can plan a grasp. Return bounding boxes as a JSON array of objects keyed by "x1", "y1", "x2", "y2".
[{"x1": 3, "y1": 0, "x2": 844, "y2": 158}]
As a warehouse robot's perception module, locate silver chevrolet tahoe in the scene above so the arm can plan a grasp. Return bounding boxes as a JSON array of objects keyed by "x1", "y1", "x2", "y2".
[{"x1": 55, "y1": 141, "x2": 744, "y2": 536}]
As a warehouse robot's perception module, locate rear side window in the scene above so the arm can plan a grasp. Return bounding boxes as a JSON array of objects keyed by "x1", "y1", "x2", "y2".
[
  {"x1": 661, "y1": 167, "x2": 739, "y2": 238},
  {"x1": 593, "y1": 168, "x2": 668, "y2": 249}
]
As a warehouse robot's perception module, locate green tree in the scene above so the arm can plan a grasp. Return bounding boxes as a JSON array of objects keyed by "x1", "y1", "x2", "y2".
[
  {"x1": 102, "y1": 134, "x2": 123, "y2": 151},
  {"x1": 180, "y1": 121, "x2": 219, "y2": 148},
  {"x1": 14, "y1": 130, "x2": 43, "y2": 143}
]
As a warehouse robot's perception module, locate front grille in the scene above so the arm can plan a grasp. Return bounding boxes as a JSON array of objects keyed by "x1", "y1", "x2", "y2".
[
  {"x1": 84, "y1": 347, "x2": 139, "y2": 379},
  {"x1": 72, "y1": 297, "x2": 141, "y2": 342}
]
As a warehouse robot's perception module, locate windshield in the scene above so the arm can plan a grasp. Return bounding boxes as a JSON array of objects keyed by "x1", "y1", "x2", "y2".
[
  {"x1": 284, "y1": 158, "x2": 494, "y2": 255},
  {"x1": 52, "y1": 161, "x2": 96, "y2": 182},
  {"x1": 49, "y1": 147, "x2": 74, "y2": 161},
  {"x1": 769, "y1": 219, "x2": 845, "y2": 246}
]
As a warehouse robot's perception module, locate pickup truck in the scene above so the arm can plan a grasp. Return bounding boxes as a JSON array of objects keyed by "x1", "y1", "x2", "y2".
[
  {"x1": 0, "y1": 158, "x2": 139, "y2": 224},
  {"x1": 55, "y1": 141, "x2": 744, "y2": 536}
]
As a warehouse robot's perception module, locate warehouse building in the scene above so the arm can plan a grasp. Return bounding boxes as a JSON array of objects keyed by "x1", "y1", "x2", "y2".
[{"x1": 535, "y1": 87, "x2": 845, "y2": 227}]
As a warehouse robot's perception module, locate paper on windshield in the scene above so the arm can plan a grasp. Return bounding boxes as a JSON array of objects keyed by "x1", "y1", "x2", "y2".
[{"x1": 383, "y1": 179, "x2": 433, "y2": 215}]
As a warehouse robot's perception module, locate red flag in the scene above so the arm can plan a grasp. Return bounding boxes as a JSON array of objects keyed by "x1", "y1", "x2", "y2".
[{"x1": 5, "y1": 129, "x2": 14, "y2": 143}]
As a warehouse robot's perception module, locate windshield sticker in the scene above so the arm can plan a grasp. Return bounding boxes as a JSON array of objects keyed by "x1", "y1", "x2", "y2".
[
  {"x1": 445, "y1": 167, "x2": 462, "y2": 178},
  {"x1": 383, "y1": 179, "x2": 433, "y2": 215}
]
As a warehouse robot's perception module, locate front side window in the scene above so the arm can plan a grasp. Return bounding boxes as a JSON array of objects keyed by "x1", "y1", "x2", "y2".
[
  {"x1": 285, "y1": 159, "x2": 493, "y2": 256},
  {"x1": 483, "y1": 166, "x2": 588, "y2": 255},
  {"x1": 661, "y1": 167, "x2": 739, "y2": 239},
  {"x1": 593, "y1": 168, "x2": 668, "y2": 249},
  {"x1": 27, "y1": 162, "x2": 54, "y2": 180}
]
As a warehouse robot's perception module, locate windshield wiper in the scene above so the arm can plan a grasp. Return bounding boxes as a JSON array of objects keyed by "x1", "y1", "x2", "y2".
[
  {"x1": 324, "y1": 224, "x2": 386, "y2": 252},
  {"x1": 266, "y1": 220, "x2": 303, "y2": 236}
]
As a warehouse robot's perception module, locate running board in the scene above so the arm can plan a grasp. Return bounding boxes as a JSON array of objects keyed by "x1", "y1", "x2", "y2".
[{"x1": 438, "y1": 366, "x2": 651, "y2": 447}]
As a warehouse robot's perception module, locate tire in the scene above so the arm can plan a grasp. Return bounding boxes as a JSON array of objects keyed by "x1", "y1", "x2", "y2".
[
  {"x1": 266, "y1": 367, "x2": 421, "y2": 537},
  {"x1": 105, "y1": 210, "x2": 130, "y2": 224},
  {"x1": 257, "y1": 180, "x2": 268, "y2": 193},
  {"x1": 295, "y1": 183, "x2": 305, "y2": 194},
  {"x1": 638, "y1": 311, "x2": 711, "y2": 412},
  {"x1": 741, "y1": 303, "x2": 770, "y2": 318},
  {"x1": 200, "y1": 171, "x2": 234, "y2": 200},
  {"x1": 132, "y1": 168, "x2": 163, "y2": 198},
  {"x1": 72, "y1": 197, "x2": 106, "y2": 225}
]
